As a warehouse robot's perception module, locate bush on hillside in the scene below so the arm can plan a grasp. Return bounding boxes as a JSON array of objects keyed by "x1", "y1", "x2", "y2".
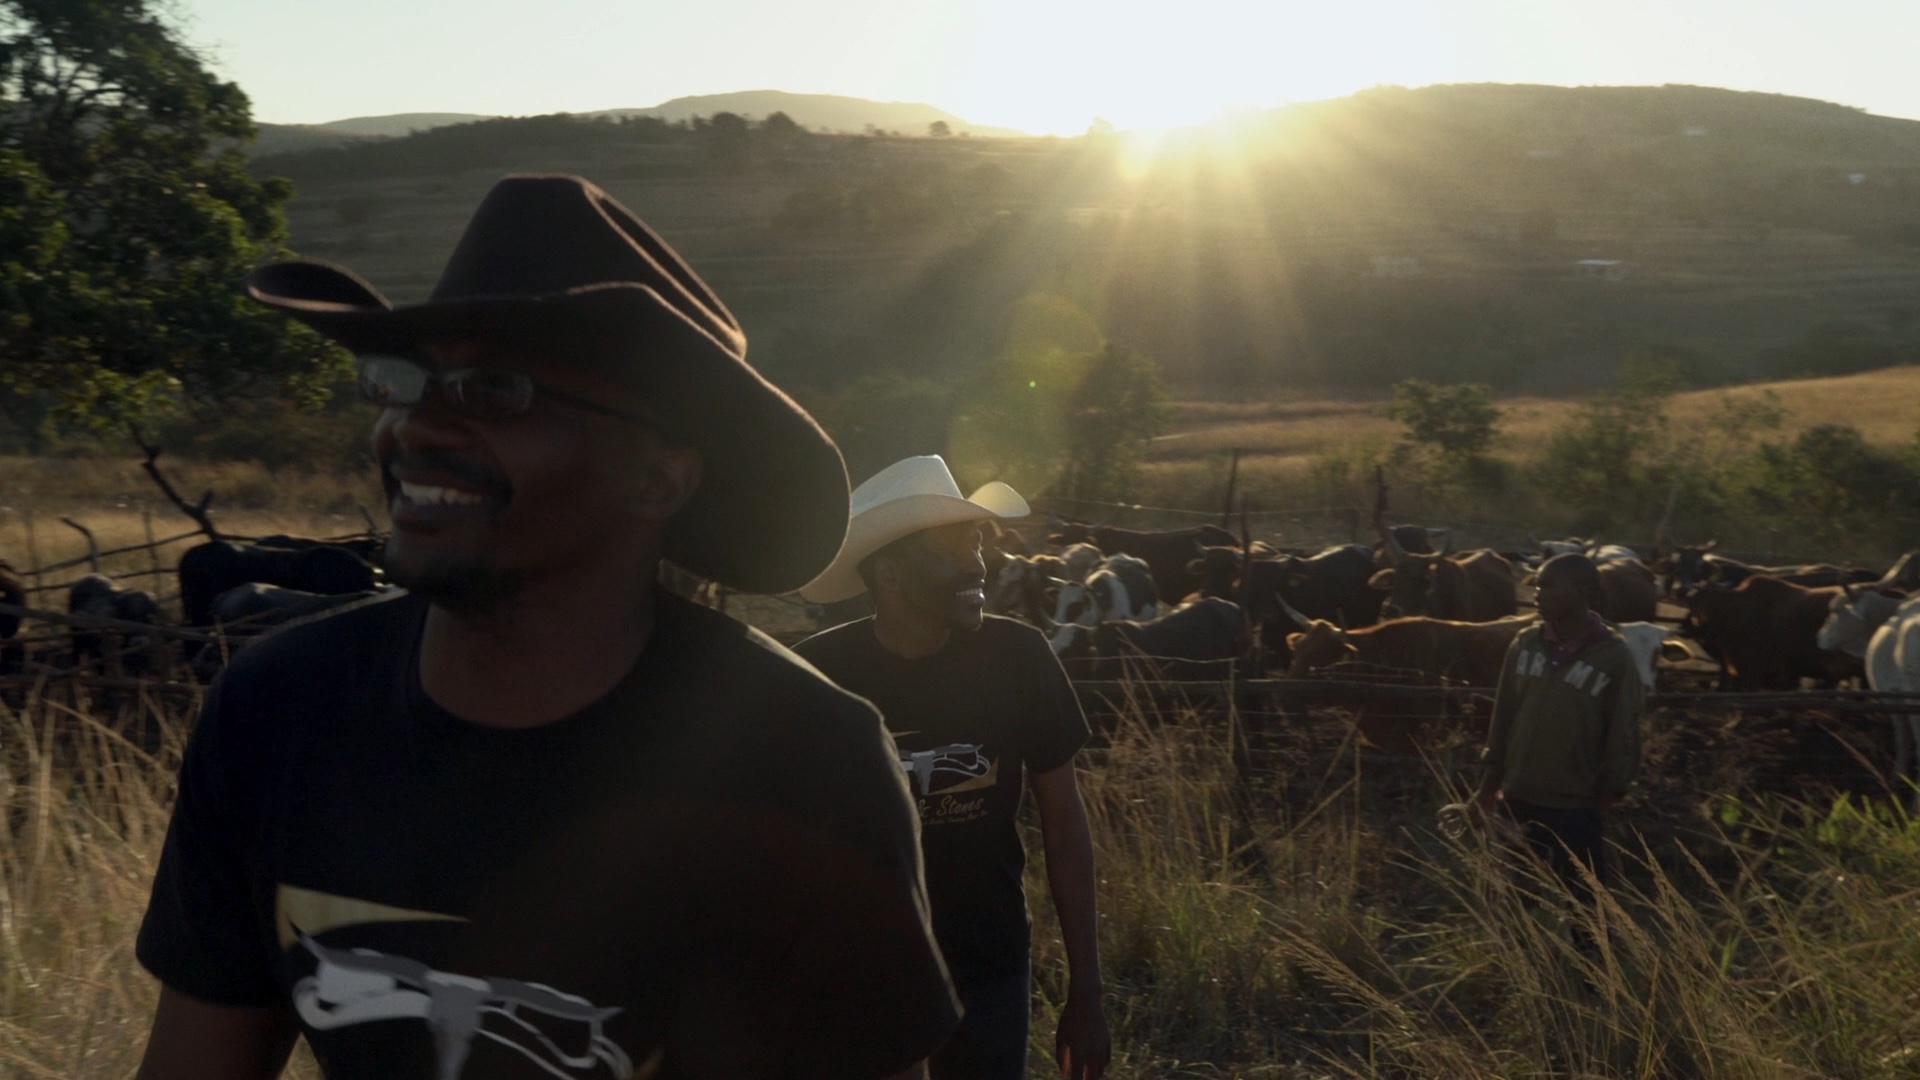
[
  {"x1": 1057, "y1": 345, "x2": 1168, "y2": 503},
  {"x1": 1740, "y1": 423, "x2": 1920, "y2": 551},
  {"x1": 1381, "y1": 379, "x2": 1502, "y2": 459}
]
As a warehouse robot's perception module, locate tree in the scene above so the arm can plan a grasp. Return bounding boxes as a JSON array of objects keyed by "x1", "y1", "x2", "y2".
[
  {"x1": 0, "y1": 0, "x2": 347, "y2": 435},
  {"x1": 1381, "y1": 379, "x2": 1501, "y2": 458},
  {"x1": 1538, "y1": 376, "x2": 1674, "y2": 523},
  {"x1": 927, "y1": 120, "x2": 951, "y2": 138},
  {"x1": 704, "y1": 110, "x2": 750, "y2": 171},
  {"x1": 1744, "y1": 424, "x2": 1920, "y2": 552},
  {"x1": 1057, "y1": 344, "x2": 1167, "y2": 502},
  {"x1": 761, "y1": 111, "x2": 802, "y2": 139}
]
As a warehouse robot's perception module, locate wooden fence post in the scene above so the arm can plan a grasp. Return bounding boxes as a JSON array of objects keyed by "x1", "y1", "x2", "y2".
[
  {"x1": 1220, "y1": 448, "x2": 1242, "y2": 528},
  {"x1": 144, "y1": 510, "x2": 163, "y2": 580},
  {"x1": 23, "y1": 509, "x2": 40, "y2": 588}
]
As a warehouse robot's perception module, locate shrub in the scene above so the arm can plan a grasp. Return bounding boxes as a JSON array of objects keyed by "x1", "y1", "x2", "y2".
[
  {"x1": 1380, "y1": 379, "x2": 1502, "y2": 458},
  {"x1": 1057, "y1": 345, "x2": 1168, "y2": 503}
]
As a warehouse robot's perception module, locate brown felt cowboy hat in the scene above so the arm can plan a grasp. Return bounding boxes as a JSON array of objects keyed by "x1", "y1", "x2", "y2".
[{"x1": 246, "y1": 173, "x2": 849, "y2": 595}]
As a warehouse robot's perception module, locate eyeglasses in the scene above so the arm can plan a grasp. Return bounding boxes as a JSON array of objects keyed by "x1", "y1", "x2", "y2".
[{"x1": 356, "y1": 356, "x2": 644, "y2": 423}]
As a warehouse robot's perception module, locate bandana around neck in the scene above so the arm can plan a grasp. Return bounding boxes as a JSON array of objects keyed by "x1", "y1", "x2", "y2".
[{"x1": 1542, "y1": 610, "x2": 1608, "y2": 669}]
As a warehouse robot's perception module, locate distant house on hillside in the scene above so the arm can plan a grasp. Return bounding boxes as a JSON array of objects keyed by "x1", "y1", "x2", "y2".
[
  {"x1": 1574, "y1": 258, "x2": 1631, "y2": 283},
  {"x1": 1683, "y1": 125, "x2": 1709, "y2": 137},
  {"x1": 1848, "y1": 172, "x2": 1870, "y2": 186},
  {"x1": 1525, "y1": 149, "x2": 1562, "y2": 161},
  {"x1": 1371, "y1": 254, "x2": 1424, "y2": 278}
]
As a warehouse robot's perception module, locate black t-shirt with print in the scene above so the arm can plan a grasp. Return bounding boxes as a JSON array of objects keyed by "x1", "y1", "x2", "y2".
[
  {"x1": 137, "y1": 589, "x2": 958, "y2": 1080},
  {"x1": 794, "y1": 615, "x2": 1089, "y2": 984}
]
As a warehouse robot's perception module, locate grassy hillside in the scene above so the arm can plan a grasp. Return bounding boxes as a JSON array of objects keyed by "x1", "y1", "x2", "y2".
[
  {"x1": 1153, "y1": 364, "x2": 1920, "y2": 468},
  {"x1": 590, "y1": 90, "x2": 1027, "y2": 136},
  {"x1": 251, "y1": 83, "x2": 1920, "y2": 402}
]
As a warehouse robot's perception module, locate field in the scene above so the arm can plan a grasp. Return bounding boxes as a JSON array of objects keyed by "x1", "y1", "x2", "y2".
[
  {"x1": 1133, "y1": 365, "x2": 1920, "y2": 525},
  {"x1": 1152, "y1": 365, "x2": 1920, "y2": 466},
  {"x1": 3, "y1": 433, "x2": 1920, "y2": 1074},
  {"x1": 5, "y1": 677, "x2": 1920, "y2": 1077},
  {"x1": 5, "y1": 361, "x2": 1919, "y2": 593}
]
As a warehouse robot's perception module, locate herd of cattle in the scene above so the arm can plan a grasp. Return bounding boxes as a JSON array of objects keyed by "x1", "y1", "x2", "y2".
[
  {"x1": 6, "y1": 516, "x2": 1920, "y2": 802},
  {"x1": 975, "y1": 518, "x2": 1920, "y2": 804},
  {"x1": 0, "y1": 535, "x2": 383, "y2": 681}
]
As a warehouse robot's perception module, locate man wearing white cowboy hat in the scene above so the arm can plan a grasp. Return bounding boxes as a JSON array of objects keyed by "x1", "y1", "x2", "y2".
[
  {"x1": 134, "y1": 175, "x2": 957, "y2": 1080},
  {"x1": 796, "y1": 456, "x2": 1111, "y2": 1080}
]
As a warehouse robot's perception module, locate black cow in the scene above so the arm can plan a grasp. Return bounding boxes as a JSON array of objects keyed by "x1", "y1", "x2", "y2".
[
  {"x1": 67, "y1": 573, "x2": 167, "y2": 676},
  {"x1": 1, "y1": 560, "x2": 24, "y2": 672},
  {"x1": 1050, "y1": 597, "x2": 1244, "y2": 681},
  {"x1": 210, "y1": 583, "x2": 381, "y2": 632},
  {"x1": 1655, "y1": 541, "x2": 1877, "y2": 597},
  {"x1": 255, "y1": 533, "x2": 385, "y2": 562},
  {"x1": 1046, "y1": 522, "x2": 1237, "y2": 606},
  {"x1": 180, "y1": 540, "x2": 380, "y2": 627},
  {"x1": 1264, "y1": 544, "x2": 1384, "y2": 628},
  {"x1": 190, "y1": 584, "x2": 383, "y2": 680},
  {"x1": 1371, "y1": 524, "x2": 1450, "y2": 567}
]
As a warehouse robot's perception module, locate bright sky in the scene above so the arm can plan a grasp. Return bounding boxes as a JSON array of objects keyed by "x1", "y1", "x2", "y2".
[{"x1": 178, "y1": 0, "x2": 1920, "y2": 135}]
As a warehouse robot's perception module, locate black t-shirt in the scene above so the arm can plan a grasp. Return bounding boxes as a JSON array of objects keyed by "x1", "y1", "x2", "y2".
[
  {"x1": 793, "y1": 615, "x2": 1089, "y2": 984},
  {"x1": 137, "y1": 589, "x2": 958, "y2": 1080}
]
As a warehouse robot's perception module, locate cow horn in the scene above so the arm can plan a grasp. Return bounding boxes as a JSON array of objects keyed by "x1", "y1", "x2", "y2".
[
  {"x1": 1379, "y1": 517, "x2": 1409, "y2": 568},
  {"x1": 1273, "y1": 590, "x2": 1311, "y2": 629}
]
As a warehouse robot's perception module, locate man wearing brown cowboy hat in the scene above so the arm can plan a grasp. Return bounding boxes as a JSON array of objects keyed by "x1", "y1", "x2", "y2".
[
  {"x1": 133, "y1": 175, "x2": 958, "y2": 1080},
  {"x1": 795, "y1": 456, "x2": 1111, "y2": 1080}
]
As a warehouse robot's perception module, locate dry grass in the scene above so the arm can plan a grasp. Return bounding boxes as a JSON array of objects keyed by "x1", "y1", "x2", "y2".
[
  {"x1": 1152, "y1": 365, "x2": 1920, "y2": 466},
  {"x1": 0, "y1": 456, "x2": 382, "y2": 517},
  {"x1": 10, "y1": 674, "x2": 1916, "y2": 1078},
  {"x1": 0, "y1": 455, "x2": 382, "y2": 603}
]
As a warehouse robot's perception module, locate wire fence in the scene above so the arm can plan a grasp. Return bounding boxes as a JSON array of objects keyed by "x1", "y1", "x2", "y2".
[
  {"x1": 1025, "y1": 494, "x2": 1900, "y2": 569},
  {"x1": 5, "y1": 502, "x2": 1915, "y2": 732}
]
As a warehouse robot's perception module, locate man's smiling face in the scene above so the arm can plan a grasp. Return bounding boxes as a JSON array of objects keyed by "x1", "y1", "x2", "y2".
[
  {"x1": 371, "y1": 339, "x2": 699, "y2": 611},
  {"x1": 885, "y1": 522, "x2": 988, "y2": 632}
]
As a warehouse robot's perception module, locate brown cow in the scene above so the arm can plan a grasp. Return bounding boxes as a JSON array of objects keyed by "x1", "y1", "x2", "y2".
[
  {"x1": 1522, "y1": 559, "x2": 1659, "y2": 623},
  {"x1": 1286, "y1": 615, "x2": 1536, "y2": 688},
  {"x1": 1592, "y1": 560, "x2": 1659, "y2": 623},
  {"x1": 1371, "y1": 522, "x2": 1517, "y2": 622},
  {"x1": 1683, "y1": 576, "x2": 1866, "y2": 690}
]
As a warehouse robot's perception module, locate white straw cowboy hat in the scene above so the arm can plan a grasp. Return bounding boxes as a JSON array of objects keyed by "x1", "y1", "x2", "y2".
[{"x1": 800, "y1": 455, "x2": 1029, "y2": 604}]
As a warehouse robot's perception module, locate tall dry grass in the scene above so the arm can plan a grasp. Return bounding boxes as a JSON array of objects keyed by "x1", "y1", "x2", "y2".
[
  {"x1": 1028, "y1": 699, "x2": 1920, "y2": 1078},
  {"x1": 0, "y1": 689, "x2": 322, "y2": 1077},
  {"x1": 5, "y1": 680, "x2": 1920, "y2": 1077}
]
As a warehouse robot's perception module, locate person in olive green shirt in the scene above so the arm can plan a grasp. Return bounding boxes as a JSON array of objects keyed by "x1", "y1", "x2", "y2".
[{"x1": 1476, "y1": 553, "x2": 1645, "y2": 931}]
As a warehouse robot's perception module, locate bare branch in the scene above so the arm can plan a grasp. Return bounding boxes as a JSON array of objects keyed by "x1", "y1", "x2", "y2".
[
  {"x1": 59, "y1": 517, "x2": 98, "y2": 572},
  {"x1": 129, "y1": 424, "x2": 219, "y2": 539}
]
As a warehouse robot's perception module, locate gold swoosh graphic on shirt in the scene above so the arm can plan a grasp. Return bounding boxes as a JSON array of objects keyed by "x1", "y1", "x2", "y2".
[
  {"x1": 276, "y1": 883, "x2": 467, "y2": 950},
  {"x1": 940, "y1": 758, "x2": 999, "y2": 794}
]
